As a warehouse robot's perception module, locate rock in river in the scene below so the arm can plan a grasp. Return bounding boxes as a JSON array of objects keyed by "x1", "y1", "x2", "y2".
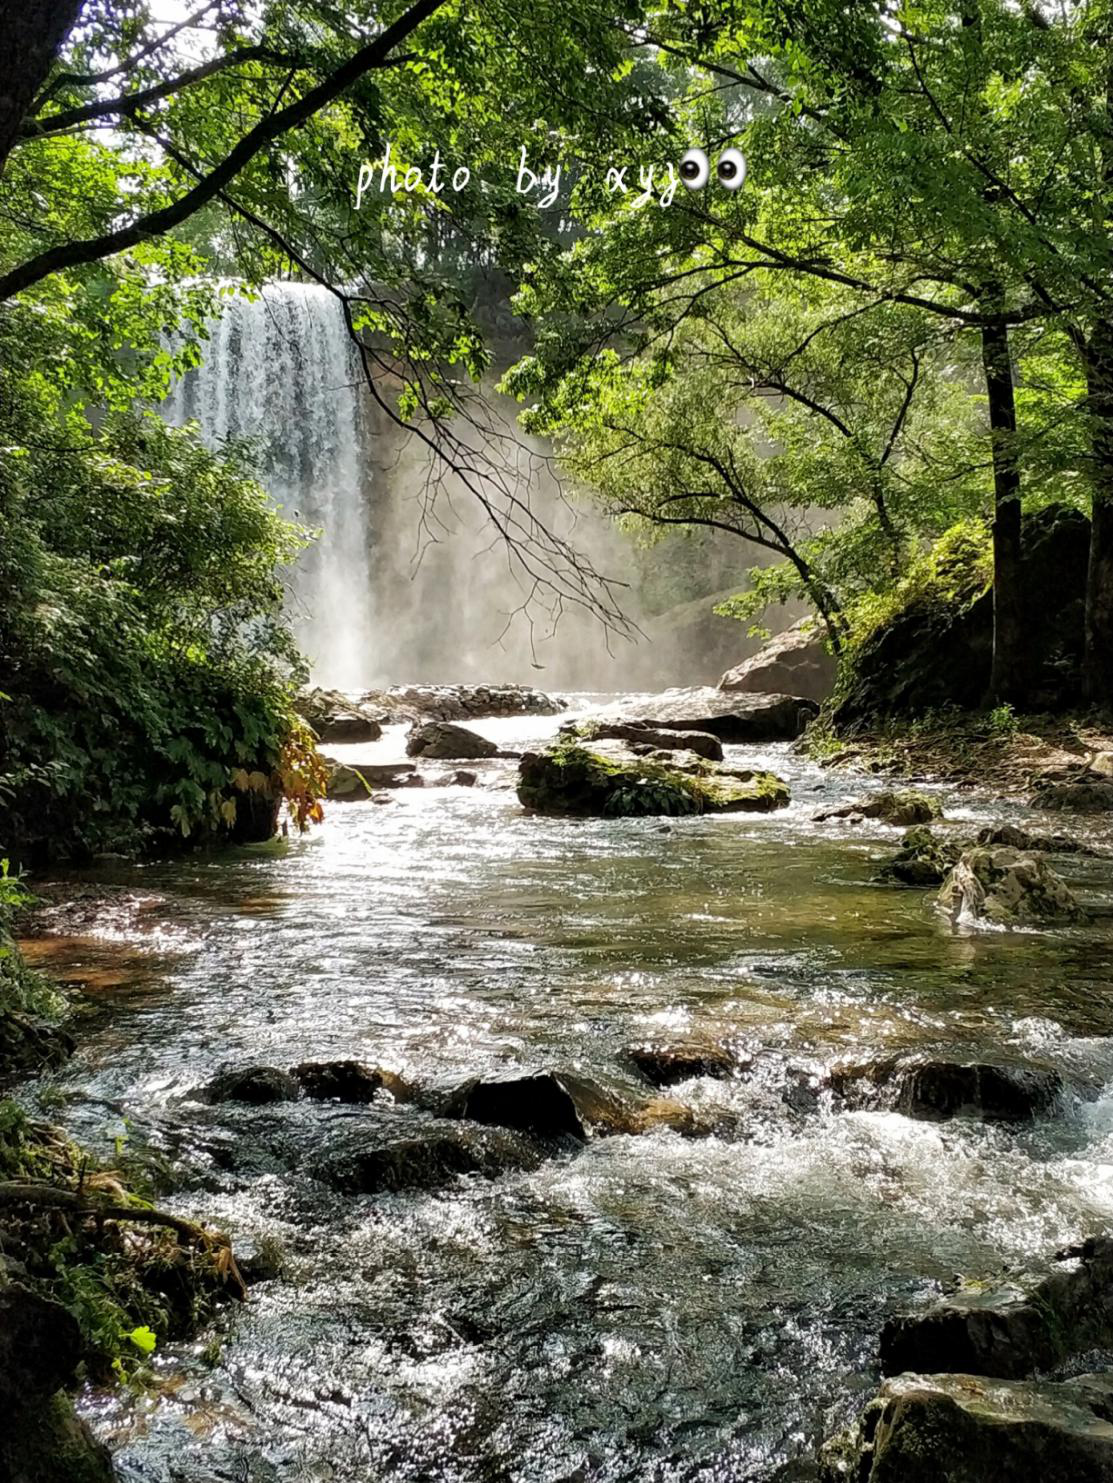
[
  {"x1": 292, "y1": 1060, "x2": 412, "y2": 1103},
  {"x1": 571, "y1": 719, "x2": 724, "y2": 762},
  {"x1": 938, "y1": 846, "x2": 1086, "y2": 926},
  {"x1": 297, "y1": 686, "x2": 384, "y2": 743},
  {"x1": 200, "y1": 1065, "x2": 300, "y2": 1104},
  {"x1": 325, "y1": 758, "x2": 419, "y2": 799},
  {"x1": 324, "y1": 1124, "x2": 541, "y2": 1194},
  {"x1": 816, "y1": 789, "x2": 943, "y2": 827},
  {"x1": 879, "y1": 1235, "x2": 1113, "y2": 1380},
  {"x1": 627, "y1": 1041, "x2": 737, "y2": 1087},
  {"x1": 876, "y1": 826, "x2": 966, "y2": 886},
  {"x1": 441, "y1": 1070, "x2": 638, "y2": 1141},
  {"x1": 406, "y1": 720, "x2": 499, "y2": 760},
  {"x1": 719, "y1": 618, "x2": 837, "y2": 703},
  {"x1": 820, "y1": 1371, "x2": 1113, "y2": 1483},
  {"x1": 517, "y1": 743, "x2": 790, "y2": 818},
  {"x1": 830, "y1": 1055, "x2": 1062, "y2": 1122},
  {"x1": 604, "y1": 687, "x2": 818, "y2": 742}
]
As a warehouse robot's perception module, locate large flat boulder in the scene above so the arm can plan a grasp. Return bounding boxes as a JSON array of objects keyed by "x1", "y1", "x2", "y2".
[
  {"x1": 297, "y1": 687, "x2": 384, "y2": 743},
  {"x1": 406, "y1": 721, "x2": 499, "y2": 760},
  {"x1": 605, "y1": 688, "x2": 818, "y2": 742},
  {"x1": 324, "y1": 758, "x2": 418, "y2": 799},
  {"x1": 361, "y1": 683, "x2": 565, "y2": 722},
  {"x1": 572, "y1": 720, "x2": 724, "y2": 761},
  {"x1": 820, "y1": 1371, "x2": 1113, "y2": 1482},
  {"x1": 879, "y1": 1237, "x2": 1113, "y2": 1381},
  {"x1": 517, "y1": 743, "x2": 790, "y2": 817},
  {"x1": 830, "y1": 1055, "x2": 1062, "y2": 1123},
  {"x1": 719, "y1": 619, "x2": 837, "y2": 702}
]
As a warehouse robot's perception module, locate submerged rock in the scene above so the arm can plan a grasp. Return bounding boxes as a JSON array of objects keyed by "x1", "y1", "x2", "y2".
[
  {"x1": 830, "y1": 1055, "x2": 1062, "y2": 1122},
  {"x1": 938, "y1": 847, "x2": 1086, "y2": 926},
  {"x1": 817, "y1": 790, "x2": 943, "y2": 827},
  {"x1": 571, "y1": 720, "x2": 724, "y2": 762},
  {"x1": 324, "y1": 1124, "x2": 541, "y2": 1194},
  {"x1": 405, "y1": 720, "x2": 498, "y2": 760},
  {"x1": 820, "y1": 1371, "x2": 1113, "y2": 1483},
  {"x1": 517, "y1": 743, "x2": 790, "y2": 818},
  {"x1": 325, "y1": 758, "x2": 418, "y2": 799},
  {"x1": 719, "y1": 619, "x2": 837, "y2": 703},
  {"x1": 605, "y1": 688, "x2": 818, "y2": 742},
  {"x1": 879, "y1": 1236, "x2": 1113, "y2": 1380},
  {"x1": 292, "y1": 1060, "x2": 412, "y2": 1104},
  {"x1": 200, "y1": 1065, "x2": 300, "y2": 1105},
  {"x1": 627, "y1": 1041, "x2": 737, "y2": 1087},
  {"x1": 877, "y1": 826, "x2": 966, "y2": 886},
  {"x1": 441, "y1": 1070, "x2": 640, "y2": 1142}
]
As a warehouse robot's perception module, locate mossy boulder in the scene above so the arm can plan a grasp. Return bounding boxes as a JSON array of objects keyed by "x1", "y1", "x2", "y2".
[
  {"x1": 820, "y1": 1371, "x2": 1113, "y2": 1483},
  {"x1": 571, "y1": 719, "x2": 724, "y2": 761},
  {"x1": 877, "y1": 826, "x2": 967, "y2": 886},
  {"x1": 517, "y1": 743, "x2": 789, "y2": 818},
  {"x1": 819, "y1": 790, "x2": 942, "y2": 828},
  {"x1": 939, "y1": 847, "x2": 1086, "y2": 926}
]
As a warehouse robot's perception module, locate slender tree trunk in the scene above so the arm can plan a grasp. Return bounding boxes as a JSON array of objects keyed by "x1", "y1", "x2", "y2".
[
  {"x1": 980, "y1": 317, "x2": 1027, "y2": 705},
  {"x1": 1084, "y1": 33, "x2": 1113, "y2": 706},
  {"x1": 0, "y1": 1, "x2": 85, "y2": 176},
  {"x1": 1085, "y1": 313, "x2": 1113, "y2": 704}
]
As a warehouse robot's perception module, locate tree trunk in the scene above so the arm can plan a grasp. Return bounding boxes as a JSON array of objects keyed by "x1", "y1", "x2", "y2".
[
  {"x1": 1085, "y1": 313, "x2": 1113, "y2": 705},
  {"x1": 980, "y1": 318, "x2": 1027, "y2": 705},
  {"x1": 0, "y1": 1, "x2": 85, "y2": 176}
]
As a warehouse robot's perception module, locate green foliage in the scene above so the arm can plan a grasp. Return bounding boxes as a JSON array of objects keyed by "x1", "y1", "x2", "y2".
[{"x1": 844, "y1": 521, "x2": 994, "y2": 655}]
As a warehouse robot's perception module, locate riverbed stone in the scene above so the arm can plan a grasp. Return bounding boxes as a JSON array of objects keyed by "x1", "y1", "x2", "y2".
[
  {"x1": 441, "y1": 1070, "x2": 638, "y2": 1142},
  {"x1": 876, "y1": 826, "x2": 967, "y2": 886},
  {"x1": 879, "y1": 1236, "x2": 1113, "y2": 1380},
  {"x1": 406, "y1": 721, "x2": 499, "y2": 760},
  {"x1": 324, "y1": 1124, "x2": 541, "y2": 1194},
  {"x1": 627, "y1": 1041, "x2": 737, "y2": 1087},
  {"x1": 292, "y1": 1060, "x2": 413, "y2": 1104},
  {"x1": 297, "y1": 687, "x2": 384, "y2": 743},
  {"x1": 830, "y1": 1055, "x2": 1063, "y2": 1122},
  {"x1": 361, "y1": 683, "x2": 565, "y2": 722},
  {"x1": 200, "y1": 1065, "x2": 300, "y2": 1105},
  {"x1": 938, "y1": 846, "x2": 1086, "y2": 925},
  {"x1": 1034, "y1": 779, "x2": 1113, "y2": 813},
  {"x1": 819, "y1": 1371, "x2": 1113, "y2": 1483},
  {"x1": 605, "y1": 688, "x2": 819, "y2": 742},
  {"x1": 719, "y1": 619, "x2": 838, "y2": 703},
  {"x1": 817, "y1": 790, "x2": 943, "y2": 827},
  {"x1": 325, "y1": 758, "x2": 418, "y2": 799},
  {"x1": 517, "y1": 743, "x2": 790, "y2": 818},
  {"x1": 571, "y1": 720, "x2": 724, "y2": 762},
  {"x1": 976, "y1": 822, "x2": 1089, "y2": 854}
]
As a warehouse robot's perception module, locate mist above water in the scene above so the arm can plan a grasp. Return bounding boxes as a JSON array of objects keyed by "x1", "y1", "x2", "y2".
[{"x1": 165, "y1": 282, "x2": 751, "y2": 691}]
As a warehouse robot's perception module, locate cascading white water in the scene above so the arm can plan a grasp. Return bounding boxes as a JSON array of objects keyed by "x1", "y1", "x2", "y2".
[{"x1": 164, "y1": 283, "x2": 376, "y2": 689}]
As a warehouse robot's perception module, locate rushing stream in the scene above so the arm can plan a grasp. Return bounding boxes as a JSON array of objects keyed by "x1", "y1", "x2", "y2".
[{"x1": 18, "y1": 702, "x2": 1113, "y2": 1482}]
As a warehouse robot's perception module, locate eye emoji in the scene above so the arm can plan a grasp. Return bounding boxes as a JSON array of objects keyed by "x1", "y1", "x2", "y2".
[
  {"x1": 678, "y1": 148, "x2": 710, "y2": 190},
  {"x1": 716, "y1": 148, "x2": 746, "y2": 190}
]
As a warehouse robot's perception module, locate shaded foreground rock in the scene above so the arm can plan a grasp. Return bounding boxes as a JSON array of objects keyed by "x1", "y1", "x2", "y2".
[
  {"x1": 572, "y1": 719, "x2": 724, "y2": 761},
  {"x1": 719, "y1": 619, "x2": 837, "y2": 702},
  {"x1": 877, "y1": 826, "x2": 965, "y2": 885},
  {"x1": 820, "y1": 1371, "x2": 1113, "y2": 1483},
  {"x1": 406, "y1": 720, "x2": 498, "y2": 760},
  {"x1": 879, "y1": 1236, "x2": 1113, "y2": 1381},
  {"x1": 0, "y1": 1287, "x2": 114, "y2": 1483},
  {"x1": 606, "y1": 688, "x2": 818, "y2": 742},
  {"x1": 324, "y1": 1124, "x2": 541, "y2": 1194},
  {"x1": 830, "y1": 1055, "x2": 1062, "y2": 1122},
  {"x1": 938, "y1": 847, "x2": 1086, "y2": 925},
  {"x1": 518, "y1": 743, "x2": 790, "y2": 817}
]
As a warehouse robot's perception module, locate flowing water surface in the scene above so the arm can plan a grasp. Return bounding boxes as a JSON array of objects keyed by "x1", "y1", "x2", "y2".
[{"x1": 19, "y1": 703, "x2": 1113, "y2": 1483}]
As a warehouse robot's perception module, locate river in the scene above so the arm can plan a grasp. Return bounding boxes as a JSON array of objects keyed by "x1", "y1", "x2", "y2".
[{"x1": 18, "y1": 701, "x2": 1113, "y2": 1482}]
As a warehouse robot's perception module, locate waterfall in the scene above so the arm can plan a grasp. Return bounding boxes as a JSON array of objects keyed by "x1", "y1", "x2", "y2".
[{"x1": 164, "y1": 283, "x2": 376, "y2": 690}]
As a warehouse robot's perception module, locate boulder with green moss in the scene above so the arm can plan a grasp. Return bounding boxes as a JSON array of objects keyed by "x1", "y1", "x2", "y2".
[
  {"x1": 517, "y1": 743, "x2": 790, "y2": 817},
  {"x1": 938, "y1": 847, "x2": 1086, "y2": 926},
  {"x1": 820, "y1": 1371, "x2": 1113, "y2": 1482},
  {"x1": 877, "y1": 826, "x2": 967, "y2": 885},
  {"x1": 818, "y1": 790, "x2": 943, "y2": 827}
]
